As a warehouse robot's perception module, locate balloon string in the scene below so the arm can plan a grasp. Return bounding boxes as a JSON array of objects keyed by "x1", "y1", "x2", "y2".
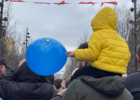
[{"x1": 69, "y1": 57, "x2": 72, "y2": 64}]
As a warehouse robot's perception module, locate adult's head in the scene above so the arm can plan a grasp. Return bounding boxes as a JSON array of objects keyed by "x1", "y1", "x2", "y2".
[
  {"x1": 53, "y1": 78, "x2": 63, "y2": 91},
  {"x1": 136, "y1": 45, "x2": 140, "y2": 64},
  {"x1": 77, "y1": 42, "x2": 88, "y2": 68},
  {"x1": 13, "y1": 61, "x2": 47, "y2": 82},
  {"x1": 18, "y1": 59, "x2": 55, "y2": 85},
  {"x1": 0, "y1": 57, "x2": 11, "y2": 75}
]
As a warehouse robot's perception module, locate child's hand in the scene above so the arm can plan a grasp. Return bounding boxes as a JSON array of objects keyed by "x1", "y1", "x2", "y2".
[{"x1": 67, "y1": 51, "x2": 75, "y2": 57}]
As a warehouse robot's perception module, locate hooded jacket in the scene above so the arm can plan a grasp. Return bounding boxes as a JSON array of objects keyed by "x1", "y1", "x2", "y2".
[
  {"x1": 51, "y1": 75, "x2": 133, "y2": 100},
  {"x1": 0, "y1": 62, "x2": 55, "y2": 100},
  {"x1": 75, "y1": 7, "x2": 131, "y2": 74}
]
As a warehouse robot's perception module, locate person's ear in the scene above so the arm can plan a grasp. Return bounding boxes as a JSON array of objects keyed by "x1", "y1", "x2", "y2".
[
  {"x1": 0, "y1": 65, "x2": 2, "y2": 71},
  {"x1": 136, "y1": 55, "x2": 140, "y2": 63},
  {"x1": 82, "y1": 62, "x2": 88, "y2": 67},
  {"x1": 77, "y1": 61, "x2": 82, "y2": 68}
]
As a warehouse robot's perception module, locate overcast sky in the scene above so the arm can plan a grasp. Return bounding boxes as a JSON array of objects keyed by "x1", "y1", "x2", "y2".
[{"x1": 9, "y1": 0, "x2": 133, "y2": 72}]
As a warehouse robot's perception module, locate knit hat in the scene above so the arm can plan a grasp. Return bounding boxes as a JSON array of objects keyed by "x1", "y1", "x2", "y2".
[{"x1": 0, "y1": 57, "x2": 11, "y2": 69}]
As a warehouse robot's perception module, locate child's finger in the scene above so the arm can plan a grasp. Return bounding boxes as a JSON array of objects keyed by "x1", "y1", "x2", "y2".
[
  {"x1": 67, "y1": 52, "x2": 72, "y2": 56},
  {"x1": 68, "y1": 53, "x2": 71, "y2": 57}
]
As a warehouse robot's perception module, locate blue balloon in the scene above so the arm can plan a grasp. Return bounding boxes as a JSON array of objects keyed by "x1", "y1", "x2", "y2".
[{"x1": 26, "y1": 38, "x2": 67, "y2": 76}]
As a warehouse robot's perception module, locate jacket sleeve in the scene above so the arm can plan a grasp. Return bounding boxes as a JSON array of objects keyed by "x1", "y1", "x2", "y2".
[
  {"x1": 51, "y1": 82, "x2": 77, "y2": 100},
  {"x1": 0, "y1": 79, "x2": 10, "y2": 99},
  {"x1": 75, "y1": 32, "x2": 102, "y2": 62},
  {"x1": 0, "y1": 67, "x2": 19, "y2": 99}
]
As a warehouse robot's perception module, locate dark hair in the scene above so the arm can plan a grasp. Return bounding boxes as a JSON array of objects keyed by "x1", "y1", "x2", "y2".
[
  {"x1": 46, "y1": 75, "x2": 54, "y2": 84},
  {"x1": 64, "y1": 76, "x2": 71, "y2": 88},
  {"x1": 54, "y1": 78, "x2": 63, "y2": 89},
  {"x1": 78, "y1": 42, "x2": 88, "y2": 49},
  {"x1": 137, "y1": 45, "x2": 140, "y2": 57}
]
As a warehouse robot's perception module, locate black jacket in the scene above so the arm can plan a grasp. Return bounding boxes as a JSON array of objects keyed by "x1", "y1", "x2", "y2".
[
  {"x1": 0, "y1": 62, "x2": 55, "y2": 100},
  {"x1": 125, "y1": 70, "x2": 140, "y2": 100},
  {"x1": 0, "y1": 73, "x2": 3, "y2": 80}
]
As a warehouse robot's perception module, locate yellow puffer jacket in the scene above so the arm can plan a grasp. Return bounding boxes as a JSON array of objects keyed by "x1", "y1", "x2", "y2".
[{"x1": 75, "y1": 7, "x2": 131, "y2": 74}]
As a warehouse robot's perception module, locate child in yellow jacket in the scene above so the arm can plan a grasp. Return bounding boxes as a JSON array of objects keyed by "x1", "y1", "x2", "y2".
[{"x1": 68, "y1": 7, "x2": 131, "y2": 74}]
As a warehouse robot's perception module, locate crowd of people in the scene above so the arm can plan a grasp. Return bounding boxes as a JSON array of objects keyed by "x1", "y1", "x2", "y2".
[{"x1": 0, "y1": 7, "x2": 139, "y2": 100}]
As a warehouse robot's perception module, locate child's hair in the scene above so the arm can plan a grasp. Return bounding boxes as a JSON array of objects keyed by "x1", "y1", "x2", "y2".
[{"x1": 78, "y1": 42, "x2": 88, "y2": 49}]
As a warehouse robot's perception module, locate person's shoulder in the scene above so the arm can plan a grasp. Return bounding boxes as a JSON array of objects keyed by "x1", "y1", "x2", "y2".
[
  {"x1": 125, "y1": 72, "x2": 140, "y2": 80},
  {"x1": 125, "y1": 72, "x2": 140, "y2": 84},
  {"x1": 89, "y1": 31, "x2": 102, "y2": 40},
  {"x1": 70, "y1": 77, "x2": 88, "y2": 89}
]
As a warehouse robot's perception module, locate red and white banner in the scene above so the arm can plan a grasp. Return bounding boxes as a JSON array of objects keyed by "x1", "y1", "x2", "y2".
[{"x1": 10, "y1": 0, "x2": 118, "y2": 6}]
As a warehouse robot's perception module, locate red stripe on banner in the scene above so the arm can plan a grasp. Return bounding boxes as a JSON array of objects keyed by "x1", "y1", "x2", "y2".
[
  {"x1": 79, "y1": 2, "x2": 95, "y2": 6},
  {"x1": 34, "y1": 2, "x2": 50, "y2": 4},
  {"x1": 54, "y1": 1, "x2": 70, "y2": 5},
  {"x1": 10, "y1": 0, "x2": 25, "y2": 2},
  {"x1": 101, "y1": 2, "x2": 118, "y2": 6},
  {"x1": 10, "y1": 0, "x2": 118, "y2": 7}
]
